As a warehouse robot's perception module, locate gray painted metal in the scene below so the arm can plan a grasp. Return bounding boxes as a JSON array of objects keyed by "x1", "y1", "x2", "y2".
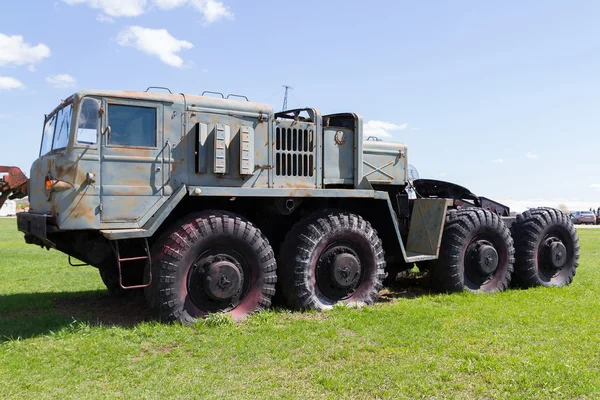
[
  {"x1": 406, "y1": 199, "x2": 450, "y2": 257},
  {"x1": 381, "y1": 196, "x2": 439, "y2": 263},
  {"x1": 20, "y1": 88, "x2": 445, "y2": 263},
  {"x1": 101, "y1": 184, "x2": 187, "y2": 240},
  {"x1": 187, "y1": 186, "x2": 389, "y2": 199}
]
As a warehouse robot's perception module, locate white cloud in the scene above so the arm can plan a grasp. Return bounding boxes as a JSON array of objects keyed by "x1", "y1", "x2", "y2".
[
  {"x1": 63, "y1": 0, "x2": 147, "y2": 17},
  {"x1": 191, "y1": 0, "x2": 233, "y2": 23},
  {"x1": 154, "y1": 0, "x2": 233, "y2": 23},
  {"x1": 96, "y1": 13, "x2": 115, "y2": 23},
  {"x1": 492, "y1": 158, "x2": 504, "y2": 164},
  {"x1": 46, "y1": 74, "x2": 77, "y2": 88},
  {"x1": 526, "y1": 152, "x2": 539, "y2": 159},
  {"x1": 0, "y1": 76, "x2": 24, "y2": 90},
  {"x1": 0, "y1": 34, "x2": 51, "y2": 68},
  {"x1": 590, "y1": 184, "x2": 600, "y2": 191},
  {"x1": 116, "y1": 26, "x2": 193, "y2": 67},
  {"x1": 363, "y1": 120, "x2": 408, "y2": 138},
  {"x1": 64, "y1": 0, "x2": 233, "y2": 23},
  {"x1": 153, "y1": 0, "x2": 187, "y2": 8}
]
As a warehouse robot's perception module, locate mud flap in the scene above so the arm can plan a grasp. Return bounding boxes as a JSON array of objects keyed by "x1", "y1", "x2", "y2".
[{"x1": 405, "y1": 198, "x2": 449, "y2": 258}]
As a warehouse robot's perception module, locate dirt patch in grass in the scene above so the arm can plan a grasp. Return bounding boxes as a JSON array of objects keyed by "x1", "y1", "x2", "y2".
[{"x1": 379, "y1": 273, "x2": 431, "y2": 302}]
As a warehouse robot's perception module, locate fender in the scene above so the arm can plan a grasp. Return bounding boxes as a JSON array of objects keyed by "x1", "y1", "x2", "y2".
[{"x1": 413, "y1": 179, "x2": 510, "y2": 216}]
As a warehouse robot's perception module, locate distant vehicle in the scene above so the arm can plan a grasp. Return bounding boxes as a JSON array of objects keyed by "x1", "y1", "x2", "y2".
[
  {"x1": 570, "y1": 211, "x2": 596, "y2": 224},
  {"x1": 596, "y1": 208, "x2": 600, "y2": 225}
]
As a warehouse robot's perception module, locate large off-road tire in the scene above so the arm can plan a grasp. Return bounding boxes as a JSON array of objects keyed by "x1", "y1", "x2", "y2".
[
  {"x1": 429, "y1": 209, "x2": 515, "y2": 293},
  {"x1": 279, "y1": 211, "x2": 385, "y2": 310},
  {"x1": 146, "y1": 211, "x2": 277, "y2": 323},
  {"x1": 511, "y1": 207, "x2": 579, "y2": 288}
]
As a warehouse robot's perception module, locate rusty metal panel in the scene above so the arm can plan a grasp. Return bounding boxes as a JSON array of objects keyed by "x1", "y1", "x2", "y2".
[
  {"x1": 213, "y1": 123, "x2": 230, "y2": 174},
  {"x1": 99, "y1": 98, "x2": 166, "y2": 226},
  {"x1": 187, "y1": 186, "x2": 384, "y2": 198},
  {"x1": 362, "y1": 141, "x2": 407, "y2": 185},
  {"x1": 239, "y1": 125, "x2": 254, "y2": 175},
  {"x1": 196, "y1": 122, "x2": 209, "y2": 173},
  {"x1": 0, "y1": 166, "x2": 28, "y2": 209},
  {"x1": 272, "y1": 121, "x2": 317, "y2": 188},
  {"x1": 100, "y1": 184, "x2": 187, "y2": 240},
  {"x1": 323, "y1": 128, "x2": 354, "y2": 185},
  {"x1": 270, "y1": 108, "x2": 322, "y2": 189},
  {"x1": 406, "y1": 198, "x2": 449, "y2": 257},
  {"x1": 185, "y1": 110, "x2": 270, "y2": 188}
]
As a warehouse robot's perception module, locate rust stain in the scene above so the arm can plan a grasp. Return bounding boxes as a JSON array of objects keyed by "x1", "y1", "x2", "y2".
[
  {"x1": 0, "y1": 165, "x2": 28, "y2": 208},
  {"x1": 120, "y1": 179, "x2": 149, "y2": 187},
  {"x1": 280, "y1": 180, "x2": 316, "y2": 189},
  {"x1": 69, "y1": 198, "x2": 96, "y2": 222},
  {"x1": 55, "y1": 162, "x2": 77, "y2": 181},
  {"x1": 288, "y1": 188, "x2": 314, "y2": 197}
]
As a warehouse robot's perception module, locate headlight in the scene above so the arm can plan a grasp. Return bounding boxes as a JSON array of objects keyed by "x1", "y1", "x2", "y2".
[
  {"x1": 45, "y1": 175, "x2": 53, "y2": 200},
  {"x1": 45, "y1": 175, "x2": 72, "y2": 200}
]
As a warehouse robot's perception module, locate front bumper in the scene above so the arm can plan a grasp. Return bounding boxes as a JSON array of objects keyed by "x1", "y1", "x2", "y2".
[
  {"x1": 17, "y1": 212, "x2": 58, "y2": 248},
  {"x1": 17, "y1": 212, "x2": 49, "y2": 237},
  {"x1": 576, "y1": 219, "x2": 595, "y2": 224}
]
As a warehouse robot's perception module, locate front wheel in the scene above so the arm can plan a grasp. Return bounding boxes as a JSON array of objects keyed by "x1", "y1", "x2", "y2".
[
  {"x1": 98, "y1": 260, "x2": 144, "y2": 298},
  {"x1": 279, "y1": 211, "x2": 385, "y2": 310},
  {"x1": 511, "y1": 207, "x2": 579, "y2": 287},
  {"x1": 429, "y1": 209, "x2": 515, "y2": 293},
  {"x1": 146, "y1": 211, "x2": 277, "y2": 323}
]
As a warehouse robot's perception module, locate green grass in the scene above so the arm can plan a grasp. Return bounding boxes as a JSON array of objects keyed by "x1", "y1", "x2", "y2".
[{"x1": 1, "y1": 218, "x2": 600, "y2": 399}]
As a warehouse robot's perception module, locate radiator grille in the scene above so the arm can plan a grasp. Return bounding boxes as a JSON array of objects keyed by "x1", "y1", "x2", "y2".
[{"x1": 275, "y1": 127, "x2": 314, "y2": 177}]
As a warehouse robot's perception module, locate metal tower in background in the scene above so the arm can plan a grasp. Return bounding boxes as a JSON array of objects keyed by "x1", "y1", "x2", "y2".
[{"x1": 282, "y1": 85, "x2": 292, "y2": 111}]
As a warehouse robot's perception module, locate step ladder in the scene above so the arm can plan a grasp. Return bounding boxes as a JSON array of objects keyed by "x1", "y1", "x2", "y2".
[{"x1": 112, "y1": 238, "x2": 153, "y2": 290}]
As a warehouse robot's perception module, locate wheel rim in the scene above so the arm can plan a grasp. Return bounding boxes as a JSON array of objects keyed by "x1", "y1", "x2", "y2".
[
  {"x1": 187, "y1": 249, "x2": 248, "y2": 312},
  {"x1": 538, "y1": 233, "x2": 569, "y2": 279},
  {"x1": 316, "y1": 243, "x2": 363, "y2": 301},
  {"x1": 464, "y1": 235, "x2": 502, "y2": 286}
]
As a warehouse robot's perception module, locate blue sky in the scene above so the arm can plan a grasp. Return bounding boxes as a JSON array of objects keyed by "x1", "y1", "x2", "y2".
[{"x1": 1, "y1": 0, "x2": 599, "y2": 211}]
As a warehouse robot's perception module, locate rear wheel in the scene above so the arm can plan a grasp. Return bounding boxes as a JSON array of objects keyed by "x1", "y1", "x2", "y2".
[
  {"x1": 429, "y1": 209, "x2": 514, "y2": 293},
  {"x1": 279, "y1": 211, "x2": 385, "y2": 310},
  {"x1": 146, "y1": 211, "x2": 277, "y2": 323},
  {"x1": 511, "y1": 207, "x2": 579, "y2": 287}
]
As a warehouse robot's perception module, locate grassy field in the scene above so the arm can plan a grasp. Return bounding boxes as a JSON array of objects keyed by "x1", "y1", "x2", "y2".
[{"x1": 1, "y1": 218, "x2": 599, "y2": 399}]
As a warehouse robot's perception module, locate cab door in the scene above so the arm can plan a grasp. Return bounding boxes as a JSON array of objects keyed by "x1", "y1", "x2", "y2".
[{"x1": 100, "y1": 99, "x2": 165, "y2": 226}]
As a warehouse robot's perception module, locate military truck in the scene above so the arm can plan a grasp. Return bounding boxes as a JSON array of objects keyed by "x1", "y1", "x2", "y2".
[{"x1": 15, "y1": 88, "x2": 580, "y2": 323}]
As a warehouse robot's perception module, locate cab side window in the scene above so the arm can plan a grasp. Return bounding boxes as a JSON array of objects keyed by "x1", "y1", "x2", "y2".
[
  {"x1": 77, "y1": 98, "x2": 100, "y2": 145},
  {"x1": 108, "y1": 104, "x2": 156, "y2": 147}
]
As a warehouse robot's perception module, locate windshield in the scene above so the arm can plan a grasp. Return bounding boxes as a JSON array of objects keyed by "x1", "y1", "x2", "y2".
[{"x1": 40, "y1": 103, "x2": 73, "y2": 156}]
